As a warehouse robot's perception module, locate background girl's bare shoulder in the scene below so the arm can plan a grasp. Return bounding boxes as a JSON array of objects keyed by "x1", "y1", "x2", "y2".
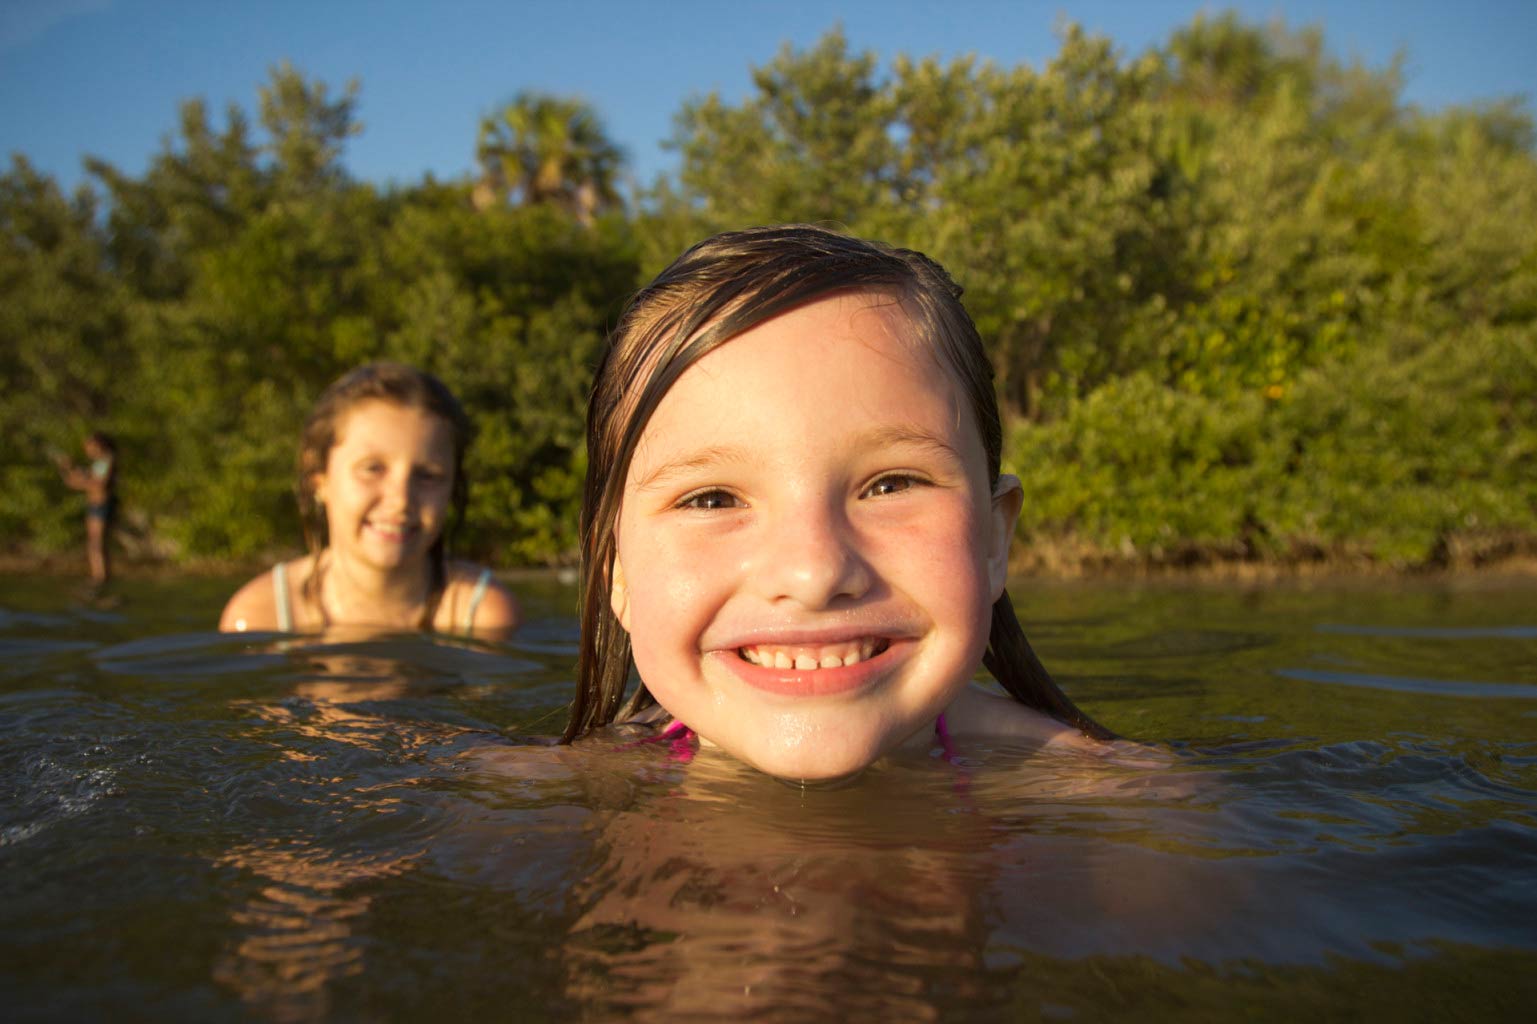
[
  {"x1": 442, "y1": 561, "x2": 522, "y2": 636},
  {"x1": 219, "y1": 568, "x2": 279, "y2": 632},
  {"x1": 220, "y1": 555, "x2": 310, "y2": 632}
]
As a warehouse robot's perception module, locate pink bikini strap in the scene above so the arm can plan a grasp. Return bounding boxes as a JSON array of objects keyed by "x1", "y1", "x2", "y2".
[
  {"x1": 934, "y1": 712, "x2": 958, "y2": 761},
  {"x1": 618, "y1": 719, "x2": 698, "y2": 763},
  {"x1": 660, "y1": 720, "x2": 697, "y2": 762}
]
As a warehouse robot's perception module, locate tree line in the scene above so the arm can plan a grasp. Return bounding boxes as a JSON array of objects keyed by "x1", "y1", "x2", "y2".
[{"x1": 4, "y1": 13, "x2": 1534, "y2": 571}]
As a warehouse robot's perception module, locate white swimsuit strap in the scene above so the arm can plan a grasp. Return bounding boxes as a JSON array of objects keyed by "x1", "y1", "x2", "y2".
[
  {"x1": 272, "y1": 562, "x2": 293, "y2": 632},
  {"x1": 461, "y1": 567, "x2": 493, "y2": 635}
]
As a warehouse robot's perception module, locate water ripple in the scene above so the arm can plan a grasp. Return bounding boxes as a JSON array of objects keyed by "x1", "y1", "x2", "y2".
[
  {"x1": 1317, "y1": 624, "x2": 1537, "y2": 639},
  {"x1": 1276, "y1": 668, "x2": 1537, "y2": 699}
]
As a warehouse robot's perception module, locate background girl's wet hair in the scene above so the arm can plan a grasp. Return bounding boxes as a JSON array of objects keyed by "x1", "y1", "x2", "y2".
[
  {"x1": 570, "y1": 224, "x2": 1113, "y2": 743},
  {"x1": 296, "y1": 362, "x2": 473, "y2": 620}
]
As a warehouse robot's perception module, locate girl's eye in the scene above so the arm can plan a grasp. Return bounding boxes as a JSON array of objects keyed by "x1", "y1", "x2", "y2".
[
  {"x1": 678, "y1": 489, "x2": 741, "y2": 511},
  {"x1": 862, "y1": 474, "x2": 923, "y2": 499}
]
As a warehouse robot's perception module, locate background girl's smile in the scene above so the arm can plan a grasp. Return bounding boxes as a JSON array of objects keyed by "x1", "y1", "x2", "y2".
[{"x1": 315, "y1": 400, "x2": 455, "y2": 573}]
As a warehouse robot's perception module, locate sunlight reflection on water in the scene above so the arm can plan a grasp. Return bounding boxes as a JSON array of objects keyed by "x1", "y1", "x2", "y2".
[{"x1": 1, "y1": 572, "x2": 1534, "y2": 1020}]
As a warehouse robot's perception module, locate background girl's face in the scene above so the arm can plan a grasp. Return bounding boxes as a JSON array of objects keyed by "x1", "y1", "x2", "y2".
[
  {"x1": 611, "y1": 290, "x2": 1021, "y2": 780},
  {"x1": 313, "y1": 400, "x2": 455, "y2": 573}
]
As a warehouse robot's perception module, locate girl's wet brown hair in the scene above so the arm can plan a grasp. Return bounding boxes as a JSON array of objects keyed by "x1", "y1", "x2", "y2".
[
  {"x1": 568, "y1": 224, "x2": 1113, "y2": 742},
  {"x1": 296, "y1": 362, "x2": 473, "y2": 626}
]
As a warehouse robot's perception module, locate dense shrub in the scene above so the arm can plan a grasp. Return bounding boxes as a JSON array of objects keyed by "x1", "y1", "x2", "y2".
[{"x1": 4, "y1": 17, "x2": 1533, "y2": 570}]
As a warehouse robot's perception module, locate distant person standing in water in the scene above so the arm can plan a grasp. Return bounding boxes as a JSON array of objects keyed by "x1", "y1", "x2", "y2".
[{"x1": 55, "y1": 431, "x2": 118, "y2": 589}]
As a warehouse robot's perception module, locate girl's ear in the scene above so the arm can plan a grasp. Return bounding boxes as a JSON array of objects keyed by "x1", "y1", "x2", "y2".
[
  {"x1": 609, "y1": 554, "x2": 632, "y2": 631},
  {"x1": 310, "y1": 472, "x2": 329, "y2": 508},
  {"x1": 988, "y1": 474, "x2": 1024, "y2": 599}
]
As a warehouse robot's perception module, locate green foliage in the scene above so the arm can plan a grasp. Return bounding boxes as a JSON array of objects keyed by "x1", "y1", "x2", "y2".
[
  {"x1": 2, "y1": 66, "x2": 639, "y2": 566},
  {"x1": 475, "y1": 91, "x2": 625, "y2": 224},
  {"x1": 1009, "y1": 324, "x2": 1537, "y2": 566},
  {"x1": 663, "y1": 15, "x2": 1536, "y2": 568},
  {"x1": 3, "y1": 16, "x2": 1534, "y2": 571},
  {"x1": 669, "y1": 29, "x2": 902, "y2": 227}
]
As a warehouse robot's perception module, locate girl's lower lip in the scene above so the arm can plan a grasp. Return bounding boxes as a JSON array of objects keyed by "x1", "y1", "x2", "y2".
[{"x1": 710, "y1": 642, "x2": 910, "y2": 697}]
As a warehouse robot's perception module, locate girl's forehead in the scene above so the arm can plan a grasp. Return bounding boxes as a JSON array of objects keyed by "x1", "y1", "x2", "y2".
[
  {"x1": 332, "y1": 400, "x2": 451, "y2": 449},
  {"x1": 630, "y1": 291, "x2": 979, "y2": 459},
  {"x1": 664, "y1": 292, "x2": 952, "y2": 401}
]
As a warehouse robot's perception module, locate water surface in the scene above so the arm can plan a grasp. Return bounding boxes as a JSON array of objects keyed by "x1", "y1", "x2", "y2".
[{"x1": 2, "y1": 572, "x2": 1535, "y2": 1021}]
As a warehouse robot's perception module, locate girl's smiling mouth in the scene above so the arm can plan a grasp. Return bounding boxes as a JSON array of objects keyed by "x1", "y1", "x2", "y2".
[
  {"x1": 709, "y1": 634, "x2": 910, "y2": 697},
  {"x1": 365, "y1": 520, "x2": 417, "y2": 543}
]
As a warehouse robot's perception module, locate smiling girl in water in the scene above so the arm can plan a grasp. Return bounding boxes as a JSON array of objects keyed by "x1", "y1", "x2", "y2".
[
  {"x1": 566, "y1": 225, "x2": 1113, "y2": 781},
  {"x1": 220, "y1": 362, "x2": 520, "y2": 637}
]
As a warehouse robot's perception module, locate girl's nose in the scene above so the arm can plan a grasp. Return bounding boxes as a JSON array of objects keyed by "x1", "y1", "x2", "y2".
[
  {"x1": 383, "y1": 468, "x2": 415, "y2": 509},
  {"x1": 751, "y1": 499, "x2": 872, "y2": 609}
]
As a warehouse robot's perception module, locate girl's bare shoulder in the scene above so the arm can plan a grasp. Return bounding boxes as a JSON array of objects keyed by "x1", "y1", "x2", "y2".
[
  {"x1": 219, "y1": 572, "x2": 276, "y2": 632},
  {"x1": 943, "y1": 685, "x2": 1173, "y2": 768},
  {"x1": 219, "y1": 556, "x2": 308, "y2": 632},
  {"x1": 943, "y1": 685, "x2": 1096, "y2": 748},
  {"x1": 439, "y1": 561, "x2": 522, "y2": 637}
]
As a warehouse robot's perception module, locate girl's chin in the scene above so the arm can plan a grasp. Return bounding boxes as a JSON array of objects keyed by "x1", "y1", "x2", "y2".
[
  {"x1": 344, "y1": 544, "x2": 424, "y2": 573},
  {"x1": 360, "y1": 543, "x2": 412, "y2": 563},
  {"x1": 681, "y1": 695, "x2": 946, "y2": 782},
  {"x1": 731, "y1": 735, "x2": 907, "y2": 784},
  {"x1": 749, "y1": 757, "x2": 879, "y2": 785},
  {"x1": 361, "y1": 527, "x2": 420, "y2": 549},
  {"x1": 769, "y1": 765, "x2": 869, "y2": 789}
]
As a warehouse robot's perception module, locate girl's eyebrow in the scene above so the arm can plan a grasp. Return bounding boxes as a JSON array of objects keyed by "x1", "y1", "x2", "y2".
[
  {"x1": 863, "y1": 425, "x2": 965, "y2": 464},
  {"x1": 631, "y1": 426, "x2": 964, "y2": 493},
  {"x1": 631, "y1": 444, "x2": 751, "y2": 492}
]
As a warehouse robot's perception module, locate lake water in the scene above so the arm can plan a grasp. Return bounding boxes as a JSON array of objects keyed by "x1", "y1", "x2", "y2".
[{"x1": 2, "y1": 571, "x2": 1535, "y2": 1021}]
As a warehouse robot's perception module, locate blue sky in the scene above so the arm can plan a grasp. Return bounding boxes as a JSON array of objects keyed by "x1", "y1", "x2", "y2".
[{"x1": 3, "y1": 0, "x2": 1534, "y2": 196}]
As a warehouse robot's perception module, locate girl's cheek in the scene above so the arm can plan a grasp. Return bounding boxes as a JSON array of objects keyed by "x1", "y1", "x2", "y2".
[
  {"x1": 656, "y1": 534, "x2": 734, "y2": 589},
  {"x1": 865, "y1": 498, "x2": 986, "y2": 555},
  {"x1": 629, "y1": 524, "x2": 739, "y2": 606}
]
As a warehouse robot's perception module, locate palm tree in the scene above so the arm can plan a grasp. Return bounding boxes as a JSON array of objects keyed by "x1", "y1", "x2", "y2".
[{"x1": 474, "y1": 91, "x2": 624, "y2": 224}]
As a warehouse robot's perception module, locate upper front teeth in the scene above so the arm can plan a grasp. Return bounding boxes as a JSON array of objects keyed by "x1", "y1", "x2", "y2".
[{"x1": 740, "y1": 640, "x2": 885, "y2": 669}]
